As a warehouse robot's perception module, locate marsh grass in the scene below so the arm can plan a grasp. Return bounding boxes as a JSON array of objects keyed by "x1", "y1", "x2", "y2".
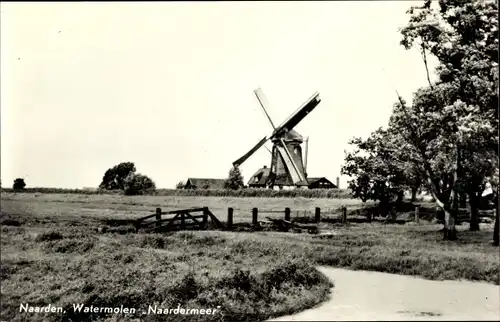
[
  {"x1": 1, "y1": 194, "x2": 499, "y2": 322},
  {"x1": 1, "y1": 219, "x2": 332, "y2": 322}
]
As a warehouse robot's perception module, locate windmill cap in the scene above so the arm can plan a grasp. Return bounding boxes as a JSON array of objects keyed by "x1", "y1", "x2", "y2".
[{"x1": 273, "y1": 129, "x2": 303, "y2": 142}]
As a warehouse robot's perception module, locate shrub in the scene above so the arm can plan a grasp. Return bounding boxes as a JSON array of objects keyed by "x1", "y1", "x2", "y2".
[
  {"x1": 216, "y1": 269, "x2": 255, "y2": 292},
  {"x1": 123, "y1": 173, "x2": 156, "y2": 196},
  {"x1": 42, "y1": 239, "x2": 95, "y2": 253},
  {"x1": 13, "y1": 178, "x2": 26, "y2": 190},
  {"x1": 261, "y1": 259, "x2": 328, "y2": 291},
  {"x1": 140, "y1": 235, "x2": 167, "y2": 249},
  {"x1": 106, "y1": 225, "x2": 137, "y2": 234},
  {"x1": 0, "y1": 187, "x2": 354, "y2": 199},
  {"x1": 1, "y1": 219, "x2": 21, "y2": 226},
  {"x1": 35, "y1": 231, "x2": 63, "y2": 242},
  {"x1": 99, "y1": 162, "x2": 136, "y2": 191},
  {"x1": 171, "y1": 274, "x2": 200, "y2": 302},
  {"x1": 0, "y1": 213, "x2": 22, "y2": 227}
]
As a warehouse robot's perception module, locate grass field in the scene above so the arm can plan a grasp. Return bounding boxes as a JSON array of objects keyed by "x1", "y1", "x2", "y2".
[
  {"x1": 1, "y1": 193, "x2": 499, "y2": 322},
  {"x1": 0, "y1": 192, "x2": 366, "y2": 224}
]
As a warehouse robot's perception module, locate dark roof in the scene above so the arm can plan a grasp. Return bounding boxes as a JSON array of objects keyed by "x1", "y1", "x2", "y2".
[
  {"x1": 185, "y1": 178, "x2": 226, "y2": 189},
  {"x1": 248, "y1": 167, "x2": 271, "y2": 186},
  {"x1": 272, "y1": 129, "x2": 303, "y2": 143},
  {"x1": 307, "y1": 177, "x2": 337, "y2": 187},
  {"x1": 283, "y1": 129, "x2": 303, "y2": 142},
  {"x1": 307, "y1": 177, "x2": 325, "y2": 184},
  {"x1": 249, "y1": 167, "x2": 310, "y2": 187}
]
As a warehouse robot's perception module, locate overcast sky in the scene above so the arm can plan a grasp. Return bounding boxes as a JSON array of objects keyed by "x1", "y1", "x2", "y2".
[{"x1": 1, "y1": 1, "x2": 437, "y2": 189}]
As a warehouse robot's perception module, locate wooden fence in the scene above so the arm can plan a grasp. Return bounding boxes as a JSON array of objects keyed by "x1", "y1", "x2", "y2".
[
  {"x1": 135, "y1": 207, "x2": 225, "y2": 232},
  {"x1": 135, "y1": 205, "x2": 488, "y2": 233},
  {"x1": 242, "y1": 206, "x2": 487, "y2": 226},
  {"x1": 136, "y1": 206, "x2": 345, "y2": 233},
  {"x1": 415, "y1": 206, "x2": 491, "y2": 224}
]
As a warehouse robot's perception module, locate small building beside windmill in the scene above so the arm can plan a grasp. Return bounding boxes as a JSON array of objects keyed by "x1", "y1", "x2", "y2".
[
  {"x1": 183, "y1": 178, "x2": 226, "y2": 190},
  {"x1": 306, "y1": 177, "x2": 337, "y2": 189},
  {"x1": 247, "y1": 166, "x2": 272, "y2": 188},
  {"x1": 247, "y1": 166, "x2": 337, "y2": 190}
]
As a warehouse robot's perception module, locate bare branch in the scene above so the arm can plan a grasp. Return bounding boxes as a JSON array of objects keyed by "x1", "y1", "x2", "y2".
[{"x1": 421, "y1": 42, "x2": 434, "y2": 90}]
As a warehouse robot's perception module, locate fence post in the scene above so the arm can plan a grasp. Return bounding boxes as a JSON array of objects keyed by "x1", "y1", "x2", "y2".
[
  {"x1": 252, "y1": 208, "x2": 258, "y2": 226},
  {"x1": 415, "y1": 206, "x2": 420, "y2": 224},
  {"x1": 227, "y1": 207, "x2": 234, "y2": 230},
  {"x1": 342, "y1": 207, "x2": 347, "y2": 225},
  {"x1": 202, "y1": 207, "x2": 209, "y2": 229},
  {"x1": 181, "y1": 212, "x2": 185, "y2": 230},
  {"x1": 285, "y1": 207, "x2": 291, "y2": 221},
  {"x1": 391, "y1": 207, "x2": 397, "y2": 223},
  {"x1": 315, "y1": 207, "x2": 321, "y2": 223},
  {"x1": 156, "y1": 208, "x2": 162, "y2": 229}
]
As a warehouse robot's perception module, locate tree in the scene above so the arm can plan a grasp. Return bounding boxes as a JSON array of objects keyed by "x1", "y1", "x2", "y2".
[
  {"x1": 488, "y1": 167, "x2": 499, "y2": 246},
  {"x1": 176, "y1": 181, "x2": 185, "y2": 189},
  {"x1": 459, "y1": 149, "x2": 497, "y2": 231},
  {"x1": 342, "y1": 127, "x2": 424, "y2": 214},
  {"x1": 392, "y1": 0, "x2": 498, "y2": 240},
  {"x1": 342, "y1": 130, "x2": 400, "y2": 206},
  {"x1": 123, "y1": 173, "x2": 156, "y2": 196},
  {"x1": 494, "y1": 198, "x2": 499, "y2": 246},
  {"x1": 99, "y1": 162, "x2": 136, "y2": 190},
  {"x1": 389, "y1": 88, "x2": 463, "y2": 239},
  {"x1": 13, "y1": 178, "x2": 26, "y2": 190},
  {"x1": 225, "y1": 166, "x2": 244, "y2": 190}
]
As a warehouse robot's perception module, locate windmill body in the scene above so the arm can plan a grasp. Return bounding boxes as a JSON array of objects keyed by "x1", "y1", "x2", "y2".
[
  {"x1": 269, "y1": 129, "x2": 308, "y2": 188},
  {"x1": 233, "y1": 88, "x2": 321, "y2": 190}
]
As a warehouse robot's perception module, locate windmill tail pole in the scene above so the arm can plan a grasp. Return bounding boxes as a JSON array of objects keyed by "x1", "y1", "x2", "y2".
[{"x1": 304, "y1": 136, "x2": 309, "y2": 177}]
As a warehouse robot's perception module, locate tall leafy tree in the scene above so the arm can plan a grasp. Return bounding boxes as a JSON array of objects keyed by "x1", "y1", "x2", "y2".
[
  {"x1": 99, "y1": 162, "x2": 136, "y2": 190},
  {"x1": 394, "y1": 0, "x2": 498, "y2": 239}
]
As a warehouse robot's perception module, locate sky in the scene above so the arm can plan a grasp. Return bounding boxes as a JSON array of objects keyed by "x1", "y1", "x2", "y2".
[{"x1": 0, "y1": 1, "x2": 438, "y2": 189}]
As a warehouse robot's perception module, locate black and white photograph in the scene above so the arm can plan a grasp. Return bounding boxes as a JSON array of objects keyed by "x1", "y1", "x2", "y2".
[{"x1": 1, "y1": 1, "x2": 499, "y2": 321}]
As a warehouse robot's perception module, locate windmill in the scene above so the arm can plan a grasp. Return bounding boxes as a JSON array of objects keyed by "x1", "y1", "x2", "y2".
[{"x1": 232, "y1": 88, "x2": 321, "y2": 189}]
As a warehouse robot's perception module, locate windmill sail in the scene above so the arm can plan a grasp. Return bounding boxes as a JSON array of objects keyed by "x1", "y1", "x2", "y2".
[
  {"x1": 254, "y1": 88, "x2": 277, "y2": 130},
  {"x1": 232, "y1": 136, "x2": 268, "y2": 167},
  {"x1": 272, "y1": 92, "x2": 320, "y2": 138},
  {"x1": 277, "y1": 138, "x2": 305, "y2": 184}
]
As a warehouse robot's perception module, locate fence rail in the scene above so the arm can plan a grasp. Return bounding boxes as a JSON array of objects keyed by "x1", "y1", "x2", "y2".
[
  {"x1": 134, "y1": 204, "x2": 487, "y2": 233},
  {"x1": 135, "y1": 207, "x2": 225, "y2": 232}
]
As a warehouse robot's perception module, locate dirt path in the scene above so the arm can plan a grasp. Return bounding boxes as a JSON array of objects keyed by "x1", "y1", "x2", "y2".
[{"x1": 271, "y1": 266, "x2": 500, "y2": 321}]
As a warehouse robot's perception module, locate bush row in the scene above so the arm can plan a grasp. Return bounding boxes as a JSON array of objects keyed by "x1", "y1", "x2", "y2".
[{"x1": 1, "y1": 187, "x2": 354, "y2": 199}]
